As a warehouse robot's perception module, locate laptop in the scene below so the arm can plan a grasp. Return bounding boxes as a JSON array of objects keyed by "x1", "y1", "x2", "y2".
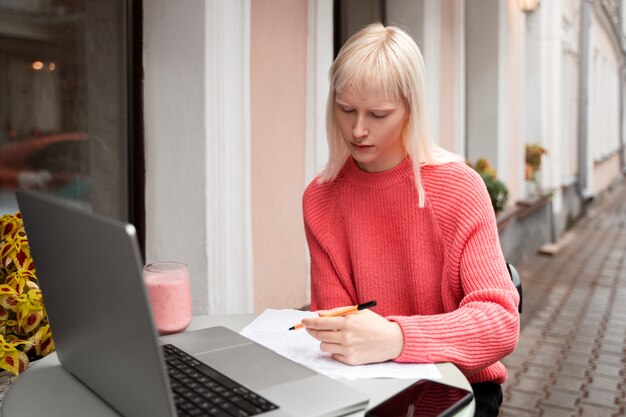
[{"x1": 16, "y1": 190, "x2": 368, "y2": 417}]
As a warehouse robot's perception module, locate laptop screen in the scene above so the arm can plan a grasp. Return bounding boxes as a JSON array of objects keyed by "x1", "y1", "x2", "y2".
[{"x1": 17, "y1": 190, "x2": 177, "y2": 417}]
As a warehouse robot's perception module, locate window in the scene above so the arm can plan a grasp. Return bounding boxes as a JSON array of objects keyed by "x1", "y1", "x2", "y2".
[
  {"x1": 0, "y1": 0, "x2": 140, "y2": 225},
  {"x1": 334, "y1": 0, "x2": 386, "y2": 56}
]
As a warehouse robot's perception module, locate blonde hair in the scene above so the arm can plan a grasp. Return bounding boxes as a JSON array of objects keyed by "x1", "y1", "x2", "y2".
[{"x1": 320, "y1": 23, "x2": 461, "y2": 207}]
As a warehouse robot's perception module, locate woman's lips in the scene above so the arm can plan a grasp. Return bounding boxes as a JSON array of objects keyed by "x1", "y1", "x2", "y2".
[{"x1": 351, "y1": 143, "x2": 374, "y2": 150}]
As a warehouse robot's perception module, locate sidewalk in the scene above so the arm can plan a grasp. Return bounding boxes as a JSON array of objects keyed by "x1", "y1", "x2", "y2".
[{"x1": 499, "y1": 184, "x2": 626, "y2": 416}]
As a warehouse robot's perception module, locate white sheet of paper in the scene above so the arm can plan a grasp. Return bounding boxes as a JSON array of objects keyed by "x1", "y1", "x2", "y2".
[{"x1": 240, "y1": 309, "x2": 442, "y2": 380}]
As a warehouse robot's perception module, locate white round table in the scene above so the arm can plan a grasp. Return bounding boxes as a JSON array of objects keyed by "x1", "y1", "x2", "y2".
[{"x1": 2, "y1": 314, "x2": 475, "y2": 417}]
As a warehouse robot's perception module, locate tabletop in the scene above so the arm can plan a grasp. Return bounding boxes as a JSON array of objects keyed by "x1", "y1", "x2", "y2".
[{"x1": 2, "y1": 314, "x2": 475, "y2": 417}]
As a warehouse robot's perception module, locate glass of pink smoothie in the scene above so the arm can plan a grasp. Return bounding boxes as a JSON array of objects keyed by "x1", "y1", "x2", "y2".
[{"x1": 143, "y1": 261, "x2": 192, "y2": 335}]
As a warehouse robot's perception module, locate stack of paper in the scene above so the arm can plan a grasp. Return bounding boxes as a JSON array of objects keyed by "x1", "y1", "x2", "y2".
[{"x1": 240, "y1": 309, "x2": 441, "y2": 380}]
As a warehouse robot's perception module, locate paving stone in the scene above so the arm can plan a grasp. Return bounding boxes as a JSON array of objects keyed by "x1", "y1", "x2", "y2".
[
  {"x1": 515, "y1": 339, "x2": 538, "y2": 353},
  {"x1": 499, "y1": 408, "x2": 538, "y2": 417},
  {"x1": 551, "y1": 375, "x2": 586, "y2": 393},
  {"x1": 573, "y1": 327, "x2": 600, "y2": 339},
  {"x1": 563, "y1": 351, "x2": 593, "y2": 364},
  {"x1": 592, "y1": 363, "x2": 622, "y2": 379},
  {"x1": 583, "y1": 388, "x2": 622, "y2": 409},
  {"x1": 578, "y1": 313, "x2": 603, "y2": 322},
  {"x1": 603, "y1": 328, "x2": 625, "y2": 340},
  {"x1": 558, "y1": 309, "x2": 580, "y2": 318},
  {"x1": 547, "y1": 328, "x2": 574, "y2": 339},
  {"x1": 542, "y1": 389, "x2": 580, "y2": 409},
  {"x1": 588, "y1": 375, "x2": 622, "y2": 392},
  {"x1": 523, "y1": 327, "x2": 545, "y2": 338},
  {"x1": 524, "y1": 364, "x2": 555, "y2": 380},
  {"x1": 501, "y1": 354, "x2": 526, "y2": 370},
  {"x1": 558, "y1": 362, "x2": 589, "y2": 379},
  {"x1": 597, "y1": 277, "x2": 617, "y2": 288},
  {"x1": 567, "y1": 343, "x2": 596, "y2": 357},
  {"x1": 506, "y1": 389, "x2": 544, "y2": 411},
  {"x1": 538, "y1": 404, "x2": 578, "y2": 417},
  {"x1": 534, "y1": 344, "x2": 564, "y2": 356},
  {"x1": 527, "y1": 317, "x2": 550, "y2": 327},
  {"x1": 582, "y1": 301, "x2": 605, "y2": 310},
  {"x1": 514, "y1": 375, "x2": 550, "y2": 394},
  {"x1": 600, "y1": 333, "x2": 624, "y2": 346},
  {"x1": 605, "y1": 327, "x2": 626, "y2": 338},
  {"x1": 541, "y1": 335, "x2": 570, "y2": 347},
  {"x1": 570, "y1": 334, "x2": 597, "y2": 346},
  {"x1": 608, "y1": 311, "x2": 626, "y2": 321},
  {"x1": 594, "y1": 352, "x2": 623, "y2": 366},
  {"x1": 576, "y1": 323, "x2": 602, "y2": 335},
  {"x1": 596, "y1": 342, "x2": 623, "y2": 357},
  {"x1": 578, "y1": 403, "x2": 623, "y2": 417},
  {"x1": 529, "y1": 352, "x2": 563, "y2": 367}
]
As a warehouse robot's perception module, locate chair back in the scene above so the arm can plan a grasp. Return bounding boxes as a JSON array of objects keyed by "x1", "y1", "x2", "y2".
[{"x1": 507, "y1": 263, "x2": 523, "y2": 313}]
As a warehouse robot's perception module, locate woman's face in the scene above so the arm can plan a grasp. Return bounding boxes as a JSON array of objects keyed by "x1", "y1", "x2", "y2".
[{"x1": 335, "y1": 89, "x2": 408, "y2": 172}]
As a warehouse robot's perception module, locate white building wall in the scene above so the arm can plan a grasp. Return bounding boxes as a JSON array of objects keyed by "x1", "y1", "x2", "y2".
[
  {"x1": 305, "y1": 0, "x2": 332, "y2": 184},
  {"x1": 465, "y1": 1, "x2": 499, "y2": 168},
  {"x1": 423, "y1": 0, "x2": 441, "y2": 144},
  {"x1": 499, "y1": 0, "x2": 526, "y2": 205},
  {"x1": 305, "y1": 0, "x2": 333, "y2": 305},
  {"x1": 588, "y1": 4, "x2": 622, "y2": 194},
  {"x1": 561, "y1": 1, "x2": 580, "y2": 183},
  {"x1": 543, "y1": 0, "x2": 564, "y2": 211},
  {"x1": 144, "y1": 0, "x2": 253, "y2": 314}
]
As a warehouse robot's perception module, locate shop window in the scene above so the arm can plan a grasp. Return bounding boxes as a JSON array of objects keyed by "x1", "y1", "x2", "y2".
[{"x1": 0, "y1": 0, "x2": 141, "y2": 226}]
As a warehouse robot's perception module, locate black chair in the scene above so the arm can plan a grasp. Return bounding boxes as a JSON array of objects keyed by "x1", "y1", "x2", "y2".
[{"x1": 507, "y1": 263, "x2": 523, "y2": 313}]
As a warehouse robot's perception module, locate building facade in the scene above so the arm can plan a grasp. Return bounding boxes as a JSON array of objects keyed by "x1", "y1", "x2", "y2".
[
  {"x1": 2, "y1": 0, "x2": 624, "y2": 314},
  {"x1": 142, "y1": 0, "x2": 625, "y2": 313}
]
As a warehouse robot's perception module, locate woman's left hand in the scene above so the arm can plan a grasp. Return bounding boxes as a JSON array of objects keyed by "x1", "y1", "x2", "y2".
[{"x1": 301, "y1": 308, "x2": 405, "y2": 365}]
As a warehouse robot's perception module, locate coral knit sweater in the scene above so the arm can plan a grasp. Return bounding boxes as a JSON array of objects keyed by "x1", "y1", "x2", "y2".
[{"x1": 303, "y1": 157, "x2": 520, "y2": 384}]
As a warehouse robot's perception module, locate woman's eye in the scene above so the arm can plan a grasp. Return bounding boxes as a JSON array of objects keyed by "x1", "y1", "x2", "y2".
[
  {"x1": 341, "y1": 107, "x2": 354, "y2": 113},
  {"x1": 371, "y1": 113, "x2": 387, "y2": 119}
]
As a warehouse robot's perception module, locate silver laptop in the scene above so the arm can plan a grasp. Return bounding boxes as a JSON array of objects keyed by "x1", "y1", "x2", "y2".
[{"x1": 16, "y1": 190, "x2": 368, "y2": 417}]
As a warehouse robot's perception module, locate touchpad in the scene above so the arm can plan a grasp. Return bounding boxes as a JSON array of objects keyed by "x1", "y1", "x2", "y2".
[{"x1": 196, "y1": 343, "x2": 316, "y2": 390}]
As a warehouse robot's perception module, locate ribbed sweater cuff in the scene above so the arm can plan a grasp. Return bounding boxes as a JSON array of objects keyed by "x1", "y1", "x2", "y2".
[{"x1": 388, "y1": 315, "x2": 509, "y2": 384}]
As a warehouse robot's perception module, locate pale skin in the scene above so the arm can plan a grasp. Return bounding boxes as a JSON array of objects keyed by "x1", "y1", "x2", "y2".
[
  {"x1": 302, "y1": 308, "x2": 405, "y2": 365},
  {"x1": 334, "y1": 89, "x2": 408, "y2": 172},
  {"x1": 301, "y1": 89, "x2": 408, "y2": 365}
]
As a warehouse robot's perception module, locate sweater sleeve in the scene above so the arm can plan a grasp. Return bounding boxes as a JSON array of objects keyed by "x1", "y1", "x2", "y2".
[
  {"x1": 389, "y1": 165, "x2": 520, "y2": 378},
  {"x1": 303, "y1": 180, "x2": 355, "y2": 311}
]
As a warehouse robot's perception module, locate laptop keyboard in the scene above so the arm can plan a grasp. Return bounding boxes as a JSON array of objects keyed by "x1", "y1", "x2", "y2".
[{"x1": 162, "y1": 344, "x2": 280, "y2": 417}]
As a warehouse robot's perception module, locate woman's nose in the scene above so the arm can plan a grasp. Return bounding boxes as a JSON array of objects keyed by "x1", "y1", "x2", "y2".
[{"x1": 352, "y1": 118, "x2": 368, "y2": 139}]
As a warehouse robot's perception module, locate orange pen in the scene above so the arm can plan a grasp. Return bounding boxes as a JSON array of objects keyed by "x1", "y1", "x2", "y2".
[{"x1": 288, "y1": 300, "x2": 377, "y2": 331}]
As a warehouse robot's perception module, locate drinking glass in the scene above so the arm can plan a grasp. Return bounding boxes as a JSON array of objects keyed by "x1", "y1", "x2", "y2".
[{"x1": 143, "y1": 261, "x2": 192, "y2": 335}]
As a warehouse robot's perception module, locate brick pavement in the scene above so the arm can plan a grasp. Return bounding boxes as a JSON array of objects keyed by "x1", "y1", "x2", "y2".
[{"x1": 499, "y1": 184, "x2": 626, "y2": 417}]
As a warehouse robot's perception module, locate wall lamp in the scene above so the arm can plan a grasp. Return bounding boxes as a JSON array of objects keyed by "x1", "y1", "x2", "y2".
[{"x1": 519, "y1": 0, "x2": 540, "y2": 13}]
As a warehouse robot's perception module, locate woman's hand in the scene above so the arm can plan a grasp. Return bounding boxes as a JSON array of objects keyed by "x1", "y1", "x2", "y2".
[{"x1": 301, "y1": 307, "x2": 405, "y2": 365}]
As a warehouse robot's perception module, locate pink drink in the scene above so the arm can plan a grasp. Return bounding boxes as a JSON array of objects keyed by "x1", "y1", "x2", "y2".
[{"x1": 143, "y1": 262, "x2": 192, "y2": 335}]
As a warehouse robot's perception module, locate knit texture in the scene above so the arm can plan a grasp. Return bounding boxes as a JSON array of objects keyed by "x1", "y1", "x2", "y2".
[{"x1": 303, "y1": 157, "x2": 520, "y2": 384}]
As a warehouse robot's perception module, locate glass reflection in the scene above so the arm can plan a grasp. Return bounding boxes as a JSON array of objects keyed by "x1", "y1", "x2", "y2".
[{"x1": 0, "y1": 0, "x2": 129, "y2": 218}]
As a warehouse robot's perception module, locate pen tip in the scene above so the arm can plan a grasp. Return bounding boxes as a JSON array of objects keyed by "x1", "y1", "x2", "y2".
[{"x1": 288, "y1": 326, "x2": 295, "y2": 331}]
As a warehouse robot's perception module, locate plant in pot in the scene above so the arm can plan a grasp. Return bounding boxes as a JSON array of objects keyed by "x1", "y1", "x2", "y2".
[
  {"x1": 525, "y1": 143, "x2": 547, "y2": 195},
  {"x1": 467, "y1": 158, "x2": 509, "y2": 214},
  {"x1": 0, "y1": 212, "x2": 55, "y2": 377}
]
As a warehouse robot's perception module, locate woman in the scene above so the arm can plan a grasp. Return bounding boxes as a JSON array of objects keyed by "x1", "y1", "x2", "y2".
[{"x1": 301, "y1": 23, "x2": 519, "y2": 416}]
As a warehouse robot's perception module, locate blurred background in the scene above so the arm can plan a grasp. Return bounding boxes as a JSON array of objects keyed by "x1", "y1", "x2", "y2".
[{"x1": 1, "y1": 0, "x2": 625, "y2": 315}]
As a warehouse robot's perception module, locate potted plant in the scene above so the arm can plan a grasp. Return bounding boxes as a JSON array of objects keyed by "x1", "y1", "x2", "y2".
[
  {"x1": 525, "y1": 143, "x2": 547, "y2": 195},
  {"x1": 0, "y1": 212, "x2": 54, "y2": 376},
  {"x1": 467, "y1": 158, "x2": 509, "y2": 214}
]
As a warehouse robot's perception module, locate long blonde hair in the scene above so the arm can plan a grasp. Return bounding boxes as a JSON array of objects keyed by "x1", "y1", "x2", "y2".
[{"x1": 320, "y1": 23, "x2": 461, "y2": 207}]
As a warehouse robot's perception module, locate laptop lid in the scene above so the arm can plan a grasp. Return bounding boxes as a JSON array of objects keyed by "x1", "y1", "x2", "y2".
[
  {"x1": 17, "y1": 190, "x2": 369, "y2": 417},
  {"x1": 17, "y1": 190, "x2": 177, "y2": 417}
]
